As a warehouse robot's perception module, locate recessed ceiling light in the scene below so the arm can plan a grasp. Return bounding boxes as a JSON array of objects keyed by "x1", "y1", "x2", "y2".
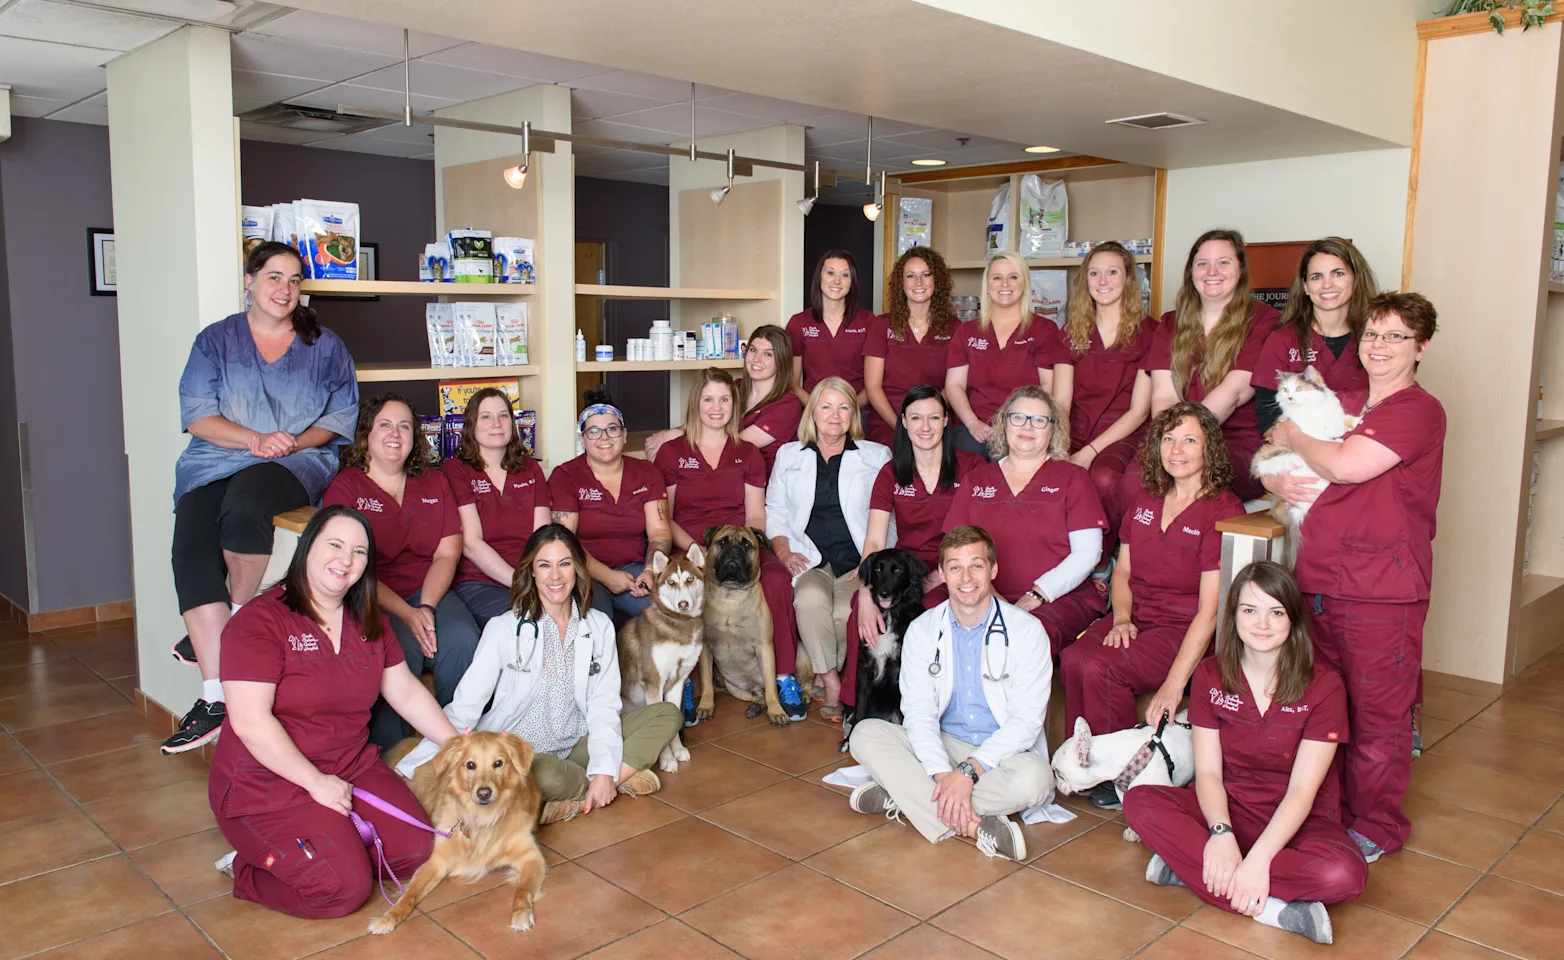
[
  {"x1": 910, "y1": 158, "x2": 946, "y2": 166},
  {"x1": 1024, "y1": 145, "x2": 1060, "y2": 154}
]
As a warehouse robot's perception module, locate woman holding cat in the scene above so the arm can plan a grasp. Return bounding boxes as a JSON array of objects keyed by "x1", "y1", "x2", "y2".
[
  {"x1": 1262, "y1": 292, "x2": 1444, "y2": 866},
  {"x1": 1060, "y1": 403, "x2": 1243, "y2": 808},
  {"x1": 1143, "y1": 229, "x2": 1280, "y2": 501},
  {"x1": 1253, "y1": 238, "x2": 1378, "y2": 435}
]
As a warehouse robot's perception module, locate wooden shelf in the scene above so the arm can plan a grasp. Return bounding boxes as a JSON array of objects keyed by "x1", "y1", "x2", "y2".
[
  {"x1": 302, "y1": 280, "x2": 535, "y2": 296},
  {"x1": 575, "y1": 358, "x2": 744, "y2": 373},
  {"x1": 1519, "y1": 573, "x2": 1564, "y2": 608},
  {"x1": 1537, "y1": 419, "x2": 1564, "y2": 440},
  {"x1": 574, "y1": 284, "x2": 774, "y2": 300},
  {"x1": 946, "y1": 254, "x2": 1153, "y2": 270},
  {"x1": 356, "y1": 362, "x2": 540, "y2": 382},
  {"x1": 1550, "y1": 281, "x2": 1564, "y2": 296}
]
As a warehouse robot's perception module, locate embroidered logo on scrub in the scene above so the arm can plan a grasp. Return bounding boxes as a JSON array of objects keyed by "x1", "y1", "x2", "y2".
[
  {"x1": 578, "y1": 488, "x2": 603, "y2": 501},
  {"x1": 356, "y1": 497, "x2": 384, "y2": 513},
  {"x1": 972, "y1": 485, "x2": 999, "y2": 499},
  {"x1": 264, "y1": 853, "x2": 277, "y2": 869},
  {"x1": 893, "y1": 484, "x2": 918, "y2": 497},
  {"x1": 472, "y1": 479, "x2": 493, "y2": 494},
  {"x1": 1327, "y1": 731, "x2": 1340, "y2": 741},
  {"x1": 678, "y1": 457, "x2": 702, "y2": 470},
  {"x1": 1209, "y1": 687, "x2": 1243, "y2": 712},
  {"x1": 1133, "y1": 507, "x2": 1156, "y2": 526},
  {"x1": 1288, "y1": 348, "x2": 1319, "y2": 364},
  {"x1": 288, "y1": 633, "x2": 321, "y2": 652}
]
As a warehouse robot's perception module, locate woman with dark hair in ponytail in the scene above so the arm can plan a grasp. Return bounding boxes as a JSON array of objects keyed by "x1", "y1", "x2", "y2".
[{"x1": 164, "y1": 240, "x2": 359, "y2": 757}]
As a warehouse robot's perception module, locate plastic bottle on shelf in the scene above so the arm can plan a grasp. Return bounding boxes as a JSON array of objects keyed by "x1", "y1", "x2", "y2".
[
  {"x1": 650, "y1": 320, "x2": 674, "y2": 362},
  {"x1": 575, "y1": 329, "x2": 586, "y2": 363}
]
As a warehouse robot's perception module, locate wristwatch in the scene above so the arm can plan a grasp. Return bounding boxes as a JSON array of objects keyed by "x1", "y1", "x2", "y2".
[
  {"x1": 956, "y1": 760, "x2": 981, "y2": 783},
  {"x1": 1208, "y1": 823, "x2": 1234, "y2": 838},
  {"x1": 1025, "y1": 588, "x2": 1046, "y2": 603}
]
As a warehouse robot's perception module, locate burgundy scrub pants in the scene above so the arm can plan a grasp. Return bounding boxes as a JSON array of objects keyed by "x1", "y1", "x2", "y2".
[
  {"x1": 1082, "y1": 434, "x2": 1140, "y2": 556},
  {"x1": 1027, "y1": 582, "x2": 1108, "y2": 658},
  {"x1": 1309, "y1": 594, "x2": 1427, "y2": 853},
  {"x1": 214, "y1": 761, "x2": 433, "y2": 919},
  {"x1": 759, "y1": 548, "x2": 799, "y2": 675},
  {"x1": 1061, "y1": 617, "x2": 1183, "y2": 734},
  {"x1": 1124, "y1": 784, "x2": 1367, "y2": 912}
]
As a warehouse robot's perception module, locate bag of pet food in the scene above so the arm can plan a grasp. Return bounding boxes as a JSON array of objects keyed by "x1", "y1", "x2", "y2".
[
  {"x1": 1019, "y1": 176, "x2": 1067, "y2": 257},
  {"x1": 441, "y1": 414, "x2": 463, "y2": 460},
  {"x1": 986, "y1": 182, "x2": 1011, "y2": 252},
  {"x1": 447, "y1": 228, "x2": 494, "y2": 283},
  {"x1": 514, "y1": 409, "x2": 537, "y2": 456},
  {"x1": 295, "y1": 199, "x2": 360, "y2": 281},
  {"x1": 240, "y1": 206, "x2": 273, "y2": 259},
  {"x1": 495, "y1": 302, "x2": 528, "y2": 365},
  {"x1": 492, "y1": 237, "x2": 535, "y2": 284},
  {"x1": 419, "y1": 415, "x2": 443, "y2": 463},
  {"x1": 420, "y1": 242, "x2": 451, "y2": 282},
  {"x1": 1136, "y1": 263, "x2": 1152, "y2": 314},
  {"x1": 454, "y1": 302, "x2": 498, "y2": 367},
  {"x1": 272, "y1": 203, "x2": 305, "y2": 275},
  {"x1": 897, "y1": 197, "x2": 932, "y2": 256},
  {"x1": 425, "y1": 303, "x2": 455, "y2": 367},
  {"x1": 1030, "y1": 269, "x2": 1068, "y2": 328}
]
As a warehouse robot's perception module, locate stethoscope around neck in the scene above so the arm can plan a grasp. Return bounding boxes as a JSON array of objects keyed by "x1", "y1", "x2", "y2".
[
  {"x1": 509, "y1": 609, "x2": 601, "y2": 676},
  {"x1": 929, "y1": 603, "x2": 1011, "y2": 682}
]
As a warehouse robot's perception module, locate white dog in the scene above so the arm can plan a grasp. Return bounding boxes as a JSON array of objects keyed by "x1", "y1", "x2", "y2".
[{"x1": 1051, "y1": 713, "x2": 1195, "y2": 841}]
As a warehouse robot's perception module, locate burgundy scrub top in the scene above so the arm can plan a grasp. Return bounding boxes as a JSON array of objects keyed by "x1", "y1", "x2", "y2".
[
  {"x1": 863, "y1": 312, "x2": 956, "y2": 417},
  {"x1": 548, "y1": 454, "x2": 667, "y2": 569},
  {"x1": 1062, "y1": 319, "x2": 1159, "y2": 451},
  {"x1": 1119, "y1": 487, "x2": 1244, "y2": 630},
  {"x1": 441, "y1": 457, "x2": 551, "y2": 587},
  {"x1": 1293, "y1": 384, "x2": 1445, "y2": 604},
  {"x1": 1142, "y1": 302, "x2": 1281, "y2": 449},
  {"x1": 654, "y1": 435, "x2": 766, "y2": 536},
  {"x1": 787, "y1": 307, "x2": 876, "y2": 394},
  {"x1": 210, "y1": 587, "x2": 402, "y2": 816},
  {"x1": 742, "y1": 394, "x2": 804, "y2": 477},
  {"x1": 868, "y1": 451, "x2": 986, "y2": 568},
  {"x1": 943, "y1": 457, "x2": 1107, "y2": 602},
  {"x1": 947, "y1": 316, "x2": 1063, "y2": 424},
  {"x1": 322, "y1": 468, "x2": 460, "y2": 598},
  {"x1": 1252, "y1": 326, "x2": 1368, "y2": 395}
]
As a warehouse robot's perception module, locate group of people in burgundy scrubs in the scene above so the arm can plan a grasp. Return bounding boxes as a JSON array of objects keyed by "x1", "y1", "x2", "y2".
[{"x1": 179, "y1": 230, "x2": 1442, "y2": 938}]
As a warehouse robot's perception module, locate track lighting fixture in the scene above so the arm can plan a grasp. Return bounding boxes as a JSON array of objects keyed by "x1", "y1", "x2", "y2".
[
  {"x1": 710, "y1": 148, "x2": 735, "y2": 205},
  {"x1": 797, "y1": 159, "x2": 820, "y2": 215},
  {"x1": 502, "y1": 121, "x2": 530, "y2": 189}
]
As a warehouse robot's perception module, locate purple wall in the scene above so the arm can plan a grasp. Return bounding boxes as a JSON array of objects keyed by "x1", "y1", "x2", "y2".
[{"x1": 0, "y1": 117, "x2": 130, "y2": 613}]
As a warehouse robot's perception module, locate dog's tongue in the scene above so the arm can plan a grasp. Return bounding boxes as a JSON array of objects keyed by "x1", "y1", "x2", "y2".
[{"x1": 877, "y1": 596, "x2": 893, "y2": 610}]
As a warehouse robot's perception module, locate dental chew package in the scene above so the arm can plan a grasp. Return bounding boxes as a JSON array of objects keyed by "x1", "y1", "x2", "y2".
[{"x1": 425, "y1": 303, "x2": 455, "y2": 367}]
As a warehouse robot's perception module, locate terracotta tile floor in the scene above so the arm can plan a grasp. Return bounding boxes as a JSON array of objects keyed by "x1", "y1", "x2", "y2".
[{"x1": 1, "y1": 616, "x2": 1561, "y2": 960}]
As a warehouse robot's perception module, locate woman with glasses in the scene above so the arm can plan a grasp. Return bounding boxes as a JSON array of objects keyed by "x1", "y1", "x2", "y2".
[
  {"x1": 548, "y1": 403, "x2": 673, "y2": 623},
  {"x1": 943, "y1": 385, "x2": 1108, "y2": 653},
  {"x1": 1261, "y1": 293, "x2": 1444, "y2": 867}
]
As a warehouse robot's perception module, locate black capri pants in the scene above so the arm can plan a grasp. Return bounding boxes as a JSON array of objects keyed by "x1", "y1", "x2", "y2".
[{"x1": 172, "y1": 462, "x2": 309, "y2": 613}]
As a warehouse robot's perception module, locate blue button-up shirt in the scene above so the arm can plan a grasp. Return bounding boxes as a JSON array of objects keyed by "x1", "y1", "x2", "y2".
[
  {"x1": 173, "y1": 313, "x2": 358, "y2": 507},
  {"x1": 940, "y1": 600, "x2": 1000, "y2": 746}
]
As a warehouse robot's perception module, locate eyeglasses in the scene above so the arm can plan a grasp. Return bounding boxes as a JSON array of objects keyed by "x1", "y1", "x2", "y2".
[
  {"x1": 582, "y1": 425, "x2": 625, "y2": 439},
  {"x1": 1007, "y1": 413, "x2": 1053, "y2": 429},
  {"x1": 1360, "y1": 330, "x2": 1416, "y2": 344}
]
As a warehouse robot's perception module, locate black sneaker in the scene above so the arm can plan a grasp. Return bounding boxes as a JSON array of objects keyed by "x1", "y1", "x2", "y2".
[
  {"x1": 1088, "y1": 781, "x2": 1122, "y2": 809},
  {"x1": 161, "y1": 699, "x2": 224, "y2": 755},
  {"x1": 172, "y1": 635, "x2": 197, "y2": 666}
]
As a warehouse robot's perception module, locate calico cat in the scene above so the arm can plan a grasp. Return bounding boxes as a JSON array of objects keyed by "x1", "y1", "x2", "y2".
[{"x1": 1251, "y1": 366, "x2": 1359, "y2": 569}]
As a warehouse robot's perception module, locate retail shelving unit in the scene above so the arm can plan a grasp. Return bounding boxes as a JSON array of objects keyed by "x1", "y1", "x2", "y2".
[
  {"x1": 889, "y1": 156, "x2": 1167, "y2": 313},
  {"x1": 302, "y1": 279, "x2": 535, "y2": 297},
  {"x1": 1405, "y1": 9, "x2": 1564, "y2": 680}
]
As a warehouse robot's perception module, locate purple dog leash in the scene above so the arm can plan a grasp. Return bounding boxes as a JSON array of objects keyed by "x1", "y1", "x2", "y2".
[{"x1": 348, "y1": 787, "x2": 453, "y2": 906}]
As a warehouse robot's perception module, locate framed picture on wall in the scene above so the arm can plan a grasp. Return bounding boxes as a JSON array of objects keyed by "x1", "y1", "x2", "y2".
[
  {"x1": 88, "y1": 228, "x2": 116, "y2": 297},
  {"x1": 310, "y1": 242, "x2": 378, "y2": 301}
]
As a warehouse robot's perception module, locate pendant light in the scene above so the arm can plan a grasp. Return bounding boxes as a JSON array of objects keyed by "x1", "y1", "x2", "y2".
[
  {"x1": 797, "y1": 159, "x2": 820, "y2": 215},
  {"x1": 710, "y1": 148, "x2": 735, "y2": 205},
  {"x1": 502, "y1": 120, "x2": 531, "y2": 189},
  {"x1": 861, "y1": 117, "x2": 881, "y2": 221},
  {"x1": 863, "y1": 170, "x2": 885, "y2": 222}
]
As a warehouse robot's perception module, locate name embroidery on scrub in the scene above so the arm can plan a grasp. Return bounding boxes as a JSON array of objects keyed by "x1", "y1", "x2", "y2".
[
  {"x1": 578, "y1": 488, "x2": 604, "y2": 501},
  {"x1": 356, "y1": 497, "x2": 384, "y2": 513},
  {"x1": 511, "y1": 478, "x2": 534, "y2": 489},
  {"x1": 1037, "y1": 486, "x2": 1060, "y2": 495},
  {"x1": 472, "y1": 478, "x2": 493, "y2": 494},
  {"x1": 420, "y1": 498, "x2": 440, "y2": 505},
  {"x1": 288, "y1": 633, "x2": 321, "y2": 652},
  {"x1": 1133, "y1": 506, "x2": 1156, "y2": 526},
  {"x1": 631, "y1": 486, "x2": 650, "y2": 496},
  {"x1": 1278, "y1": 703, "x2": 1312, "y2": 713},
  {"x1": 1288, "y1": 347, "x2": 1319, "y2": 364},
  {"x1": 1181, "y1": 526, "x2": 1201, "y2": 536},
  {"x1": 1209, "y1": 686, "x2": 1244, "y2": 712},
  {"x1": 678, "y1": 457, "x2": 702, "y2": 470}
]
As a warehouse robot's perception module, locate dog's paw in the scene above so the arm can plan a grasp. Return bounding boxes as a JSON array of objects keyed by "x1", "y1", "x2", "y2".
[
  {"x1": 367, "y1": 913, "x2": 400, "y2": 936},
  {"x1": 696, "y1": 703, "x2": 715, "y2": 721},
  {"x1": 658, "y1": 754, "x2": 680, "y2": 773},
  {"x1": 1122, "y1": 826, "x2": 1141, "y2": 843},
  {"x1": 768, "y1": 711, "x2": 790, "y2": 727},
  {"x1": 672, "y1": 742, "x2": 690, "y2": 762},
  {"x1": 744, "y1": 702, "x2": 764, "y2": 719},
  {"x1": 509, "y1": 910, "x2": 535, "y2": 933},
  {"x1": 837, "y1": 739, "x2": 851, "y2": 754}
]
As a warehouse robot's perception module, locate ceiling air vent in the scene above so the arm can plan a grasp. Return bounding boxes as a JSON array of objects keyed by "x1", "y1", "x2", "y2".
[
  {"x1": 1105, "y1": 112, "x2": 1205, "y2": 131},
  {"x1": 238, "y1": 103, "x2": 389, "y2": 136}
]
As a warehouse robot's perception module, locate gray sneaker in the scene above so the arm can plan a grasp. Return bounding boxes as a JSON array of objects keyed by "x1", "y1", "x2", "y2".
[
  {"x1": 1348, "y1": 828, "x2": 1384, "y2": 863},
  {"x1": 849, "y1": 781, "x2": 899, "y2": 818},
  {"x1": 1144, "y1": 853, "x2": 1184, "y2": 887},
  {"x1": 974, "y1": 814, "x2": 1027, "y2": 861},
  {"x1": 1277, "y1": 900, "x2": 1333, "y2": 944}
]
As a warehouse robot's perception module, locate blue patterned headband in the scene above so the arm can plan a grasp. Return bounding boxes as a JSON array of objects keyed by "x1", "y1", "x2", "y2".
[{"x1": 578, "y1": 403, "x2": 624, "y2": 433}]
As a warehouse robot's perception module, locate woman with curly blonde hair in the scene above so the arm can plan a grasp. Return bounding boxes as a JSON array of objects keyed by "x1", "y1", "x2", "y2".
[
  {"x1": 1059, "y1": 401, "x2": 1244, "y2": 808},
  {"x1": 863, "y1": 246, "x2": 956, "y2": 444},
  {"x1": 942, "y1": 385, "x2": 1107, "y2": 653}
]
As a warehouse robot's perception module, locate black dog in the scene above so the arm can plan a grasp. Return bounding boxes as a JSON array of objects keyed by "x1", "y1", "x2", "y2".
[{"x1": 840, "y1": 548, "x2": 928, "y2": 752}]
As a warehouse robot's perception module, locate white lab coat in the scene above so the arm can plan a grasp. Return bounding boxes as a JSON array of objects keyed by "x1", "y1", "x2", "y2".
[
  {"x1": 394, "y1": 606, "x2": 623, "y2": 780},
  {"x1": 897, "y1": 597, "x2": 1052, "y2": 776},
  {"x1": 764, "y1": 439, "x2": 894, "y2": 580}
]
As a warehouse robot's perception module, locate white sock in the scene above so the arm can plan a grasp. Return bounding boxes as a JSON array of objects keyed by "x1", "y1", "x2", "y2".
[
  {"x1": 230, "y1": 601, "x2": 243, "y2": 615},
  {"x1": 203, "y1": 678, "x2": 225, "y2": 704},
  {"x1": 1254, "y1": 896, "x2": 1287, "y2": 927}
]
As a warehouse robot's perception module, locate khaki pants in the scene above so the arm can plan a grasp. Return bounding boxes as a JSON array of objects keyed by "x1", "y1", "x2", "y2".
[
  {"x1": 794, "y1": 567, "x2": 855, "y2": 673},
  {"x1": 531, "y1": 702, "x2": 681, "y2": 802},
  {"x1": 849, "y1": 718, "x2": 1055, "y2": 844}
]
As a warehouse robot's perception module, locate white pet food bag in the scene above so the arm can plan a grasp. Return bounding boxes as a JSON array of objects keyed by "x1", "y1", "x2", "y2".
[
  {"x1": 296, "y1": 199, "x2": 361, "y2": 281},
  {"x1": 1553, "y1": 162, "x2": 1564, "y2": 282},
  {"x1": 454, "y1": 302, "x2": 498, "y2": 367},
  {"x1": 495, "y1": 302, "x2": 529, "y2": 365},
  {"x1": 986, "y1": 182, "x2": 1012, "y2": 252},
  {"x1": 1137, "y1": 263, "x2": 1152, "y2": 314},
  {"x1": 492, "y1": 238, "x2": 535, "y2": 284},
  {"x1": 271, "y1": 203, "x2": 304, "y2": 275},
  {"x1": 240, "y1": 206, "x2": 273, "y2": 258},
  {"x1": 897, "y1": 197, "x2": 933, "y2": 256},
  {"x1": 425, "y1": 304, "x2": 455, "y2": 367},
  {"x1": 1030, "y1": 269, "x2": 1068, "y2": 328},
  {"x1": 1020, "y1": 176, "x2": 1068, "y2": 257}
]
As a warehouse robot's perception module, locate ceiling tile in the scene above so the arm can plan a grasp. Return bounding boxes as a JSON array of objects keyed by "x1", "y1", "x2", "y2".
[
  {"x1": 797, "y1": 112, "x2": 936, "y2": 138},
  {"x1": 607, "y1": 102, "x2": 769, "y2": 137},
  {"x1": 0, "y1": 61, "x2": 107, "y2": 102},
  {"x1": 45, "y1": 91, "x2": 108, "y2": 125},
  {"x1": 232, "y1": 96, "x2": 271, "y2": 115},
  {"x1": 420, "y1": 43, "x2": 609, "y2": 82},
  {"x1": 804, "y1": 127, "x2": 862, "y2": 149},
  {"x1": 348, "y1": 60, "x2": 531, "y2": 102},
  {"x1": 0, "y1": 35, "x2": 118, "y2": 76},
  {"x1": 361, "y1": 121, "x2": 435, "y2": 145},
  {"x1": 290, "y1": 82, "x2": 458, "y2": 116},
  {"x1": 87, "y1": 0, "x2": 258, "y2": 23},
  {"x1": 571, "y1": 87, "x2": 672, "y2": 121},
  {"x1": 809, "y1": 138, "x2": 927, "y2": 163},
  {"x1": 0, "y1": 0, "x2": 178, "y2": 51},
  {"x1": 571, "y1": 117, "x2": 682, "y2": 145},
  {"x1": 568, "y1": 70, "x2": 722, "y2": 102},
  {"x1": 230, "y1": 33, "x2": 398, "y2": 84},
  {"x1": 9, "y1": 93, "x2": 71, "y2": 117},
  {"x1": 246, "y1": 10, "x2": 462, "y2": 58},
  {"x1": 230, "y1": 69, "x2": 324, "y2": 104},
  {"x1": 945, "y1": 144, "x2": 1064, "y2": 165},
  {"x1": 878, "y1": 128, "x2": 1013, "y2": 153},
  {"x1": 309, "y1": 133, "x2": 433, "y2": 158},
  {"x1": 697, "y1": 91, "x2": 827, "y2": 122},
  {"x1": 238, "y1": 120, "x2": 334, "y2": 145}
]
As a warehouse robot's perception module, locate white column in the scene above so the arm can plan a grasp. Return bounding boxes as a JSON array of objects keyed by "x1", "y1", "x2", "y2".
[{"x1": 106, "y1": 26, "x2": 240, "y2": 716}]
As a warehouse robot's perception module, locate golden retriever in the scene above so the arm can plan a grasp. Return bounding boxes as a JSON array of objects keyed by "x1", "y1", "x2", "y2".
[{"x1": 370, "y1": 732, "x2": 546, "y2": 935}]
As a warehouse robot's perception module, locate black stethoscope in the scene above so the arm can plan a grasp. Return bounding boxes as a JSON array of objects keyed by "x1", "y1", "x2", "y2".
[
  {"x1": 508, "y1": 614, "x2": 601, "y2": 676},
  {"x1": 928, "y1": 604, "x2": 1011, "y2": 682}
]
